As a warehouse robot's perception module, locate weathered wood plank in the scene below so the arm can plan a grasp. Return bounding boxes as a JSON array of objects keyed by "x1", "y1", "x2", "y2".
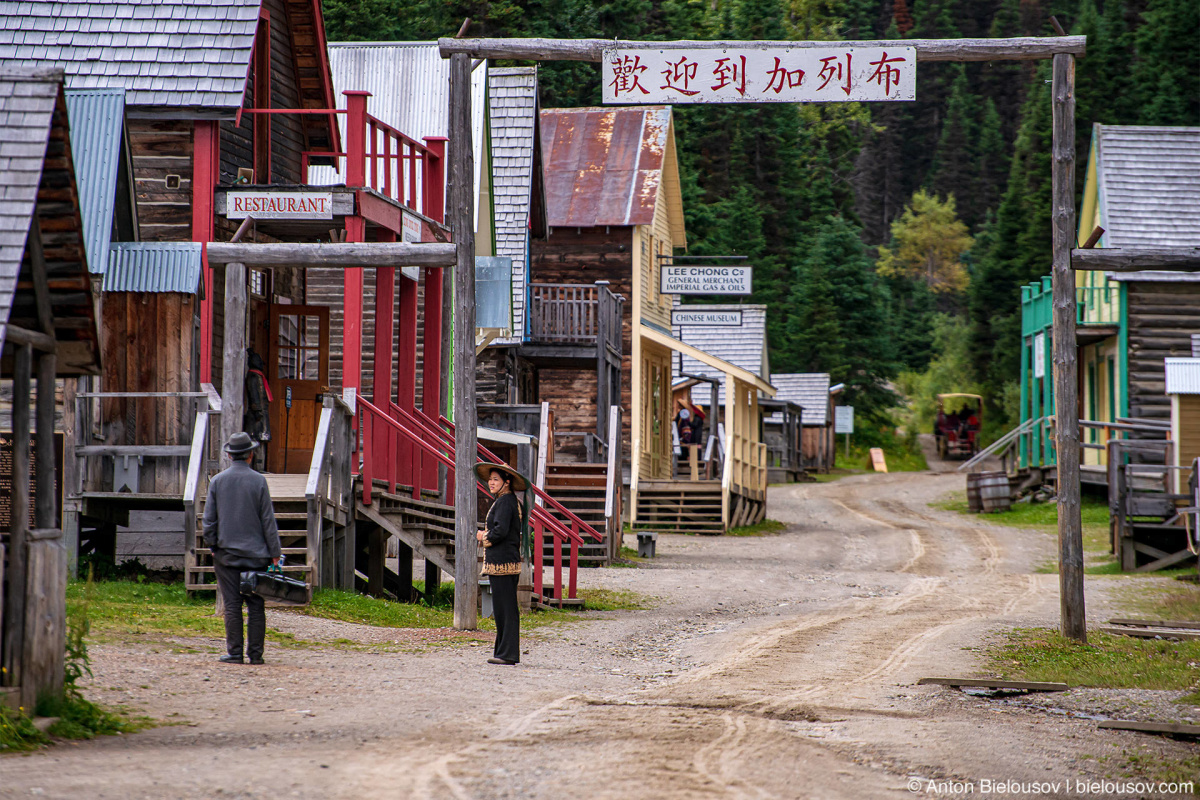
[
  {"x1": 437, "y1": 36, "x2": 1087, "y2": 62},
  {"x1": 1097, "y1": 720, "x2": 1200, "y2": 737},
  {"x1": 2, "y1": 345, "x2": 33, "y2": 689},
  {"x1": 220, "y1": 262, "x2": 247, "y2": 452},
  {"x1": 1108, "y1": 618, "x2": 1200, "y2": 631},
  {"x1": 1051, "y1": 53, "x2": 1085, "y2": 643},
  {"x1": 1098, "y1": 625, "x2": 1200, "y2": 640},
  {"x1": 20, "y1": 533, "x2": 66, "y2": 710},
  {"x1": 449, "y1": 51, "x2": 478, "y2": 631},
  {"x1": 206, "y1": 242, "x2": 457, "y2": 267},
  {"x1": 918, "y1": 677, "x2": 1069, "y2": 691},
  {"x1": 1073, "y1": 248, "x2": 1200, "y2": 272}
]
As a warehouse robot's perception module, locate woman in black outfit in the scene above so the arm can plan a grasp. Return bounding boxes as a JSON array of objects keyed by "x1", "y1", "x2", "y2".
[{"x1": 474, "y1": 463, "x2": 525, "y2": 665}]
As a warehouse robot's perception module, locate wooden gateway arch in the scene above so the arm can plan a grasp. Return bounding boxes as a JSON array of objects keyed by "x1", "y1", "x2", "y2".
[{"x1": 430, "y1": 32, "x2": 1196, "y2": 642}]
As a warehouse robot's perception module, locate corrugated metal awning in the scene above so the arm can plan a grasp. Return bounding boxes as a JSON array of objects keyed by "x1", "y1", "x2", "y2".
[
  {"x1": 105, "y1": 242, "x2": 203, "y2": 294},
  {"x1": 65, "y1": 87, "x2": 125, "y2": 274}
]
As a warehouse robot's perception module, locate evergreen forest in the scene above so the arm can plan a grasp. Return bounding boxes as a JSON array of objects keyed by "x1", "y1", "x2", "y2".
[{"x1": 325, "y1": 0, "x2": 1200, "y2": 442}]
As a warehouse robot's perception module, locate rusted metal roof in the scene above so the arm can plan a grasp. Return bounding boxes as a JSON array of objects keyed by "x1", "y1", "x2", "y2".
[{"x1": 540, "y1": 106, "x2": 672, "y2": 228}]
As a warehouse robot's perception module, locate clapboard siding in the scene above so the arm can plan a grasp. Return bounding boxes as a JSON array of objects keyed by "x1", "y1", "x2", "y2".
[
  {"x1": 1127, "y1": 282, "x2": 1200, "y2": 423},
  {"x1": 129, "y1": 119, "x2": 193, "y2": 242}
]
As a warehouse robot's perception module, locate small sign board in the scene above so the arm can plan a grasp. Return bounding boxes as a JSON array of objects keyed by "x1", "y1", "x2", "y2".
[
  {"x1": 227, "y1": 191, "x2": 334, "y2": 220},
  {"x1": 661, "y1": 266, "x2": 752, "y2": 295},
  {"x1": 870, "y1": 447, "x2": 888, "y2": 473},
  {"x1": 603, "y1": 46, "x2": 916, "y2": 105},
  {"x1": 671, "y1": 309, "x2": 743, "y2": 327},
  {"x1": 834, "y1": 405, "x2": 854, "y2": 435},
  {"x1": 401, "y1": 212, "x2": 423, "y2": 281},
  {"x1": 1033, "y1": 332, "x2": 1046, "y2": 379}
]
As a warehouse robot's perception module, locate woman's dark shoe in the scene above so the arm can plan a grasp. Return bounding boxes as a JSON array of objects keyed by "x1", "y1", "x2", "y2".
[
  {"x1": 219, "y1": 654, "x2": 244, "y2": 664},
  {"x1": 487, "y1": 658, "x2": 518, "y2": 665}
]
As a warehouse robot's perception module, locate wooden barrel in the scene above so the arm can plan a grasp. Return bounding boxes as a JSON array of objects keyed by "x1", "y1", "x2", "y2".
[
  {"x1": 979, "y1": 471, "x2": 1012, "y2": 513},
  {"x1": 966, "y1": 473, "x2": 983, "y2": 513}
]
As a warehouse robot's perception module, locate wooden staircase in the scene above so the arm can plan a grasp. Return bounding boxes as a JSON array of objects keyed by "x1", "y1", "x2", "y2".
[
  {"x1": 185, "y1": 475, "x2": 317, "y2": 595},
  {"x1": 636, "y1": 480, "x2": 724, "y2": 535},
  {"x1": 358, "y1": 486, "x2": 457, "y2": 577},
  {"x1": 542, "y1": 463, "x2": 611, "y2": 566}
]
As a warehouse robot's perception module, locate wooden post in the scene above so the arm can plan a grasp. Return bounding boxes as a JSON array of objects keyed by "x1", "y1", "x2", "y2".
[
  {"x1": 1051, "y1": 53, "x2": 1085, "y2": 643},
  {"x1": 449, "y1": 51, "x2": 478, "y2": 630},
  {"x1": 596, "y1": 282, "x2": 610, "y2": 443},
  {"x1": 220, "y1": 261, "x2": 247, "y2": 451},
  {"x1": 397, "y1": 274, "x2": 418, "y2": 483},
  {"x1": 2, "y1": 344, "x2": 32, "y2": 688},
  {"x1": 35, "y1": 352, "x2": 56, "y2": 530},
  {"x1": 62, "y1": 377, "x2": 79, "y2": 576}
]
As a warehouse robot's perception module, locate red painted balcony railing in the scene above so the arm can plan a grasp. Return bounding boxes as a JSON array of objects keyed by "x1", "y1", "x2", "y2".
[
  {"x1": 357, "y1": 397, "x2": 589, "y2": 605},
  {"x1": 240, "y1": 90, "x2": 446, "y2": 222}
]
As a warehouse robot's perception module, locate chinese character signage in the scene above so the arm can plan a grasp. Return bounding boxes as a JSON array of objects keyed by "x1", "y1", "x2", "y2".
[
  {"x1": 603, "y1": 46, "x2": 915, "y2": 104},
  {"x1": 661, "y1": 266, "x2": 752, "y2": 295}
]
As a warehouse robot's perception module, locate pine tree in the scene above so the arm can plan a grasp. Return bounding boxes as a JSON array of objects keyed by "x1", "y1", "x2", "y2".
[
  {"x1": 1132, "y1": 0, "x2": 1200, "y2": 125},
  {"x1": 927, "y1": 66, "x2": 981, "y2": 227}
]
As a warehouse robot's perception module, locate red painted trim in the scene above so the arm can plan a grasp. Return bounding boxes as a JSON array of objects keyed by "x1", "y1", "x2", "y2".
[
  {"x1": 397, "y1": 272, "x2": 419, "y2": 487},
  {"x1": 372, "y1": 230, "x2": 396, "y2": 491},
  {"x1": 191, "y1": 120, "x2": 219, "y2": 383},
  {"x1": 343, "y1": 91, "x2": 369, "y2": 189},
  {"x1": 308, "y1": 0, "x2": 341, "y2": 154},
  {"x1": 342, "y1": 216, "x2": 365, "y2": 397},
  {"x1": 422, "y1": 137, "x2": 447, "y2": 225}
]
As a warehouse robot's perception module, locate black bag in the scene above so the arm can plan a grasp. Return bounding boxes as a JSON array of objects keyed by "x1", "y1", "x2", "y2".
[{"x1": 240, "y1": 569, "x2": 309, "y2": 605}]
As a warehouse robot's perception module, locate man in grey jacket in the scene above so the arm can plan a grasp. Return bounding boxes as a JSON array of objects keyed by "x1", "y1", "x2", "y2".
[{"x1": 203, "y1": 432, "x2": 281, "y2": 664}]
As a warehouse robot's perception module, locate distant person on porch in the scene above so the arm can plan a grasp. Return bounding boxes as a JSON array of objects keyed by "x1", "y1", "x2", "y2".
[
  {"x1": 203, "y1": 432, "x2": 282, "y2": 665},
  {"x1": 475, "y1": 462, "x2": 526, "y2": 666}
]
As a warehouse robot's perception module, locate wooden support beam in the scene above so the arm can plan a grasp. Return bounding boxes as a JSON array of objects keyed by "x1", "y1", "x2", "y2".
[
  {"x1": 1071, "y1": 248, "x2": 1200, "y2": 272},
  {"x1": 438, "y1": 35, "x2": 1086, "y2": 62},
  {"x1": 220, "y1": 261, "x2": 247, "y2": 453},
  {"x1": 4, "y1": 324, "x2": 57, "y2": 353},
  {"x1": 918, "y1": 677, "x2": 1069, "y2": 692},
  {"x1": 35, "y1": 352, "x2": 56, "y2": 530},
  {"x1": 204, "y1": 242, "x2": 457, "y2": 267},
  {"x1": 449, "y1": 51, "x2": 478, "y2": 631},
  {"x1": 1051, "y1": 53, "x2": 1085, "y2": 643},
  {"x1": 2, "y1": 344, "x2": 32, "y2": 688},
  {"x1": 25, "y1": 223, "x2": 55, "y2": 335}
]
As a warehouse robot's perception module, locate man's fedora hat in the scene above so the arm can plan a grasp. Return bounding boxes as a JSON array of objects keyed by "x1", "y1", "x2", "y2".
[
  {"x1": 223, "y1": 431, "x2": 260, "y2": 454},
  {"x1": 474, "y1": 461, "x2": 528, "y2": 492}
]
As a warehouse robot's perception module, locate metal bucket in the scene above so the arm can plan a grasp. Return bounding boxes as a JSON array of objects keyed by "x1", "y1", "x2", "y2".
[
  {"x1": 966, "y1": 472, "x2": 983, "y2": 513},
  {"x1": 979, "y1": 471, "x2": 1012, "y2": 513}
]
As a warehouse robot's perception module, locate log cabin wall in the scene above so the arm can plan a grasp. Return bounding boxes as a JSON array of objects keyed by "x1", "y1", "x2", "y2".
[
  {"x1": 1126, "y1": 281, "x2": 1200, "y2": 426},
  {"x1": 129, "y1": 119, "x2": 193, "y2": 242},
  {"x1": 531, "y1": 225, "x2": 633, "y2": 459}
]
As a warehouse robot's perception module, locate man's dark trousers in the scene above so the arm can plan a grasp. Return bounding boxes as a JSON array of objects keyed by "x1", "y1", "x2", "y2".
[{"x1": 213, "y1": 551, "x2": 268, "y2": 661}]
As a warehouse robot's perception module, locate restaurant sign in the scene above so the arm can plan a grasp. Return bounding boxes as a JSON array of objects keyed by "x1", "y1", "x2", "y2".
[
  {"x1": 671, "y1": 309, "x2": 743, "y2": 327},
  {"x1": 227, "y1": 191, "x2": 334, "y2": 220},
  {"x1": 661, "y1": 266, "x2": 752, "y2": 295},
  {"x1": 603, "y1": 45, "x2": 915, "y2": 104}
]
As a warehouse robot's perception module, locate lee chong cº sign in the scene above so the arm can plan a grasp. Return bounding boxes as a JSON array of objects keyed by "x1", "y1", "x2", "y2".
[{"x1": 603, "y1": 45, "x2": 916, "y2": 104}]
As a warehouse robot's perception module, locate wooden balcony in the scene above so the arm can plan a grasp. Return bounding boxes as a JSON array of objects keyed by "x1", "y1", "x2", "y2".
[{"x1": 525, "y1": 282, "x2": 624, "y2": 360}]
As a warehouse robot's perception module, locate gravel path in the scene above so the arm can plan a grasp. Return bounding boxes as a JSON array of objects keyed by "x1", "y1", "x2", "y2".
[{"x1": 1, "y1": 470, "x2": 1196, "y2": 799}]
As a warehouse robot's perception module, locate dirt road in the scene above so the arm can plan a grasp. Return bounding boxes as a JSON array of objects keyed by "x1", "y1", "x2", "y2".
[{"x1": 2, "y1": 471, "x2": 1196, "y2": 799}]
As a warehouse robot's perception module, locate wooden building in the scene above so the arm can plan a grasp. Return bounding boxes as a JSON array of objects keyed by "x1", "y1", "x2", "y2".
[
  {"x1": 769, "y1": 373, "x2": 837, "y2": 473},
  {"x1": 1165, "y1": 358, "x2": 1200, "y2": 489},
  {"x1": 1019, "y1": 125, "x2": 1200, "y2": 482},
  {"x1": 0, "y1": 67, "x2": 102, "y2": 711}
]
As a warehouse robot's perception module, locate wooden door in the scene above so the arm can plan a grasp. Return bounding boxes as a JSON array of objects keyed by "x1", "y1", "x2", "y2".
[
  {"x1": 644, "y1": 352, "x2": 670, "y2": 479},
  {"x1": 267, "y1": 305, "x2": 330, "y2": 473}
]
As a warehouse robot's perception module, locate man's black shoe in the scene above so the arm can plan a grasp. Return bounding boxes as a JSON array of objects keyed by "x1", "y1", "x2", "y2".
[
  {"x1": 219, "y1": 654, "x2": 244, "y2": 664},
  {"x1": 249, "y1": 658, "x2": 265, "y2": 665},
  {"x1": 487, "y1": 658, "x2": 517, "y2": 665}
]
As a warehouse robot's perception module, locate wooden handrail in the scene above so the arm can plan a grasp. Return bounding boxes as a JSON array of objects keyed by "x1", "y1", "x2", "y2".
[
  {"x1": 306, "y1": 406, "x2": 334, "y2": 499},
  {"x1": 182, "y1": 410, "x2": 209, "y2": 505}
]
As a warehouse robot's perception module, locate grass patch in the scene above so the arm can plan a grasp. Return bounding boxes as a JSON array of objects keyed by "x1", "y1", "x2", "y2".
[
  {"x1": 728, "y1": 518, "x2": 786, "y2": 537},
  {"x1": 577, "y1": 588, "x2": 655, "y2": 611},
  {"x1": 611, "y1": 545, "x2": 646, "y2": 568},
  {"x1": 988, "y1": 628, "x2": 1200, "y2": 703},
  {"x1": 0, "y1": 706, "x2": 48, "y2": 752},
  {"x1": 290, "y1": 588, "x2": 493, "y2": 631},
  {"x1": 67, "y1": 579, "x2": 222, "y2": 640},
  {"x1": 835, "y1": 440, "x2": 928, "y2": 473},
  {"x1": 809, "y1": 468, "x2": 863, "y2": 483}
]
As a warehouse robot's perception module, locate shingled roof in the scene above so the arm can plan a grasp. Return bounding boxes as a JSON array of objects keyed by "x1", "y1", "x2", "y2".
[
  {"x1": 770, "y1": 374, "x2": 832, "y2": 426},
  {"x1": 1092, "y1": 125, "x2": 1200, "y2": 248},
  {"x1": 0, "y1": 67, "x2": 100, "y2": 372},
  {"x1": 540, "y1": 106, "x2": 684, "y2": 242},
  {"x1": 489, "y1": 66, "x2": 539, "y2": 345},
  {"x1": 672, "y1": 304, "x2": 769, "y2": 406}
]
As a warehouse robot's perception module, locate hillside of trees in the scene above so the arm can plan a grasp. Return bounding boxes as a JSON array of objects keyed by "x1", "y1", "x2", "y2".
[{"x1": 325, "y1": 0, "x2": 1200, "y2": 435}]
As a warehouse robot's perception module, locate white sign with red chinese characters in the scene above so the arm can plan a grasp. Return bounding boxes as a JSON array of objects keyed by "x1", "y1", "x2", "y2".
[{"x1": 602, "y1": 46, "x2": 915, "y2": 104}]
